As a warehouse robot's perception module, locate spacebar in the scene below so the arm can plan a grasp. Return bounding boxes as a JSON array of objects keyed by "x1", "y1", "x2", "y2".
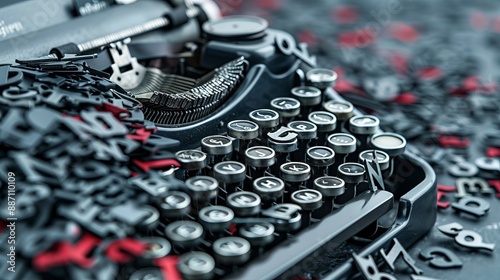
[{"x1": 226, "y1": 190, "x2": 394, "y2": 280}]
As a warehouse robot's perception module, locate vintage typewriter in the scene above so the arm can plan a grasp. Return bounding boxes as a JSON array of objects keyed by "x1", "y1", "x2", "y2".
[{"x1": 0, "y1": 1, "x2": 436, "y2": 279}]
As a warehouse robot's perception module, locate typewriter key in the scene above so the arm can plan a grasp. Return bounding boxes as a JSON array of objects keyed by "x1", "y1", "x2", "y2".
[
  {"x1": 165, "y1": 220, "x2": 204, "y2": 250},
  {"x1": 370, "y1": 132, "x2": 407, "y2": 157},
  {"x1": 268, "y1": 126, "x2": 298, "y2": 174},
  {"x1": 337, "y1": 163, "x2": 366, "y2": 204},
  {"x1": 288, "y1": 120, "x2": 317, "y2": 162},
  {"x1": 245, "y1": 146, "x2": 275, "y2": 167},
  {"x1": 308, "y1": 111, "x2": 337, "y2": 145},
  {"x1": 349, "y1": 115, "x2": 380, "y2": 135},
  {"x1": 306, "y1": 68, "x2": 338, "y2": 92},
  {"x1": 239, "y1": 222, "x2": 275, "y2": 249},
  {"x1": 327, "y1": 133, "x2": 357, "y2": 175},
  {"x1": 213, "y1": 236, "x2": 251, "y2": 266},
  {"x1": 349, "y1": 115, "x2": 380, "y2": 149},
  {"x1": 158, "y1": 191, "x2": 191, "y2": 218},
  {"x1": 178, "y1": 251, "x2": 215, "y2": 280},
  {"x1": 291, "y1": 189, "x2": 323, "y2": 226},
  {"x1": 198, "y1": 206, "x2": 234, "y2": 233},
  {"x1": 176, "y1": 150, "x2": 207, "y2": 178},
  {"x1": 227, "y1": 120, "x2": 259, "y2": 154},
  {"x1": 313, "y1": 176, "x2": 345, "y2": 216},
  {"x1": 140, "y1": 237, "x2": 172, "y2": 260},
  {"x1": 129, "y1": 268, "x2": 163, "y2": 280},
  {"x1": 249, "y1": 109, "x2": 279, "y2": 140},
  {"x1": 306, "y1": 146, "x2": 335, "y2": 186},
  {"x1": 280, "y1": 162, "x2": 311, "y2": 183},
  {"x1": 280, "y1": 162, "x2": 311, "y2": 198},
  {"x1": 270, "y1": 97, "x2": 301, "y2": 124},
  {"x1": 359, "y1": 150, "x2": 390, "y2": 171},
  {"x1": 203, "y1": 16, "x2": 268, "y2": 40},
  {"x1": 253, "y1": 177, "x2": 285, "y2": 204},
  {"x1": 291, "y1": 86, "x2": 322, "y2": 115},
  {"x1": 227, "y1": 191, "x2": 261, "y2": 216},
  {"x1": 323, "y1": 100, "x2": 354, "y2": 121},
  {"x1": 201, "y1": 135, "x2": 233, "y2": 164},
  {"x1": 185, "y1": 176, "x2": 219, "y2": 204}
]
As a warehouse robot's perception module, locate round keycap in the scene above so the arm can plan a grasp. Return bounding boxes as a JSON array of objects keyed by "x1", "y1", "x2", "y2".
[
  {"x1": 338, "y1": 163, "x2": 366, "y2": 184},
  {"x1": 327, "y1": 133, "x2": 357, "y2": 154},
  {"x1": 129, "y1": 268, "x2": 163, "y2": 280},
  {"x1": 165, "y1": 221, "x2": 204, "y2": 249},
  {"x1": 253, "y1": 177, "x2": 285, "y2": 200},
  {"x1": 245, "y1": 146, "x2": 276, "y2": 168},
  {"x1": 349, "y1": 115, "x2": 380, "y2": 135},
  {"x1": 138, "y1": 206, "x2": 160, "y2": 231},
  {"x1": 262, "y1": 203, "x2": 302, "y2": 232},
  {"x1": 306, "y1": 146, "x2": 335, "y2": 167},
  {"x1": 227, "y1": 120, "x2": 259, "y2": 140},
  {"x1": 313, "y1": 176, "x2": 345, "y2": 197},
  {"x1": 227, "y1": 191, "x2": 261, "y2": 216},
  {"x1": 201, "y1": 135, "x2": 233, "y2": 155},
  {"x1": 291, "y1": 86, "x2": 322, "y2": 106},
  {"x1": 358, "y1": 150, "x2": 390, "y2": 170},
  {"x1": 203, "y1": 16, "x2": 268, "y2": 40},
  {"x1": 158, "y1": 191, "x2": 191, "y2": 218},
  {"x1": 176, "y1": 150, "x2": 207, "y2": 170},
  {"x1": 306, "y1": 68, "x2": 338, "y2": 89},
  {"x1": 308, "y1": 111, "x2": 337, "y2": 132},
  {"x1": 239, "y1": 223, "x2": 275, "y2": 247},
  {"x1": 291, "y1": 189, "x2": 323, "y2": 211},
  {"x1": 185, "y1": 176, "x2": 219, "y2": 201},
  {"x1": 213, "y1": 161, "x2": 246, "y2": 183},
  {"x1": 198, "y1": 206, "x2": 234, "y2": 232},
  {"x1": 369, "y1": 132, "x2": 407, "y2": 157},
  {"x1": 140, "y1": 237, "x2": 172, "y2": 259},
  {"x1": 178, "y1": 251, "x2": 215, "y2": 280},
  {"x1": 249, "y1": 109, "x2": 280, "y2": 128},
  {"x1": 280, "y1": 162, "x2": 311, "y2": 182},
  {"x1": 323, "y1": 100, "x2": 354, "y2": 120},
  {"x1": 270, "y1": 97, "x2": 301, "y2": 118},
  {"x1": 287, "y1": 120, "x2": 317, "y2": 140},
  {"x1": 213, "y1": 237, "x2": 251, "y2": 265}
]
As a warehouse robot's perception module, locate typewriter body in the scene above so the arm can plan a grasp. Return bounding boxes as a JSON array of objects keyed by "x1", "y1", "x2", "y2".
[{"x1": 0, "y1": 1, "x2": 436, "y2": 279}]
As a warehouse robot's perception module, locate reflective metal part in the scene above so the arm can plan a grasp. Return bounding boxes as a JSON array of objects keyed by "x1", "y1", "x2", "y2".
[
  {"x1": 165, "y1": 220, "x2": 204, "y2": 249},
  {"x1": 176, "y1": 150, "x2": 207, "y2": 170},
  {"x1": 239, "y1": 223, "x2": 275, "y2": 247},
  {"x1": 291, "y1": 86, "x2": 322, "y2": 107},
  {"x1": 245, "y1": 146, "x2": 276, "y2": 168},
  {"x1": 280, "y1": 162, "x2": 311, "y2": 182},
  {"x1": 198, "y1": 206, "x2": 234, "y2": 232},
  {"x1": 253, "y1": 177, "x2": 285, "y2": 201},
  {"x1": 327, "y1": 133, "x2": 357, "y2": 154},
  {"x1": 227, "y1": 191, "x2": 261, "y2": 216},
  {"x1": 370, "y1": 132, "x2": 407, "y2": 157},
  {"x1": 213, "y1": 161, "x2": 246, "y2": 183},
  {"x1": 349, "y1": 115, "x2": 380, "y2": 135},
  {"x1": 313, "y1": 176, "x2": 345, "y2": 197},
  {"x1": 270, "y1": 97, "x2": 301, "y2": 118},
  {"x1": 359, "y1": 150, "x2": 390, "y2": 171},
  {"x1": 201, "y1": 135, "x2": 233, "y2": 155},
  {"x1": 306, "y1": 69, "x2": 338, "y2": 90},
  {"x1": 306, "y1": 146, "x2": 335, "y2": 167},
  {"x1": 177, "y1": 251, "x2": 216, "y2": 280},
  {"x1": 185, "y1": 176, "x2": 219, "y2": 201},
  {"x1": 227, "y1": 120, "x2": 259, "y2": 140},
  {"x1": 213, "y1": 237, "x2": 251, "y2": 265},
  {"x1": 338, "y1": 163, "x2": 366, "y2": 184},
  {"x1": 291, "y1": 189, "x2": 323, "y2": 211},
  {"x1": 249, "y1": 109, "x2": 280, "y2": 128},
  {"x1": 323, "y1": 100, "x2": 354, "y2": 121}
]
